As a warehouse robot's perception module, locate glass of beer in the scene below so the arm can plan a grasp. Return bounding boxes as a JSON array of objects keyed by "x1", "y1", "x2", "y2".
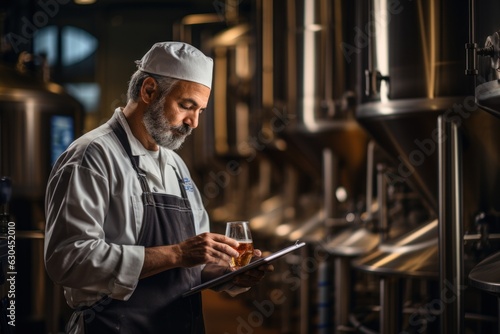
[{"x1": 225, "y1": 221, "x2": 254, "y2": 268}]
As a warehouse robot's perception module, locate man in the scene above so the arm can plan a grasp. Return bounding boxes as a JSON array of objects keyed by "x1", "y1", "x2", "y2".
[{"x1": 44, "y1": 41, "x2": 271, "y2": 334}]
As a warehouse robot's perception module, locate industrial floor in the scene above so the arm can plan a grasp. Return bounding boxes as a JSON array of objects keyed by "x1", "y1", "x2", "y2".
[{"x1": 203, "y1": 289, "x2": 280, "y2": 334}]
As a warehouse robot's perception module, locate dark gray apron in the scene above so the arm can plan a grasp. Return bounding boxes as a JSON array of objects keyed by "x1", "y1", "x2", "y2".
[{"x1": 72, "y1": 119, "x2": 204, "y2": 334}]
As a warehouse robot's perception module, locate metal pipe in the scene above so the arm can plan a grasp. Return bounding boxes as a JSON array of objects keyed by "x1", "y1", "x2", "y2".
[
  {"x1": 365, "y1": 0, "x2": 374, "y2": 97},
  {"x1": 365, "y1": 141, "x2": 376, "y2": 221},
  {"x1": 468, "y1": 0, "x2": 475, "y2": 45},
  {"x1": 317, "y1": 259, "x2": 333, "y2": 333},
  {"x1": 173, "y1": 14, "x2": 224, "y2": 43},
  {"x1": 380, "y1": 277, "x2": 402, "y2": 334},
  {"x1": 498, "y1": 297, "x2": 500, "y2": 334},
  {"x1": 323, "y1": 148, "x2": 338, "y2": 227},
  {"x1": 463, "y1": 233, "x2": 500, "y2": 241},
  {"x1": 438, "y1": 116, "x2": 464, "y2": 334},
  {"x1": 300, "y1": 245, "x2": 311, "y2": 334},
  {"x1": 465, "y1": 0, "x2": 478, "y2": 75},
  {"x1": 377, "y1": 163, "x2": 388, "y2": 241},
  {"x1": 334, "y1": 257, "x2": 351, "y2": 333}
]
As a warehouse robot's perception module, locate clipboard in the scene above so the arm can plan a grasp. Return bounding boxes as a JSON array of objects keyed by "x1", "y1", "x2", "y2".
[{"x1": 182, "y1": 241, "x2": 306, "y2": 297}]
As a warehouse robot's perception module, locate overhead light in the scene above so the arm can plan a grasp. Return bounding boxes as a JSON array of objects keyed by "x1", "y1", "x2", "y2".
[{"x1": 74, "y1": 0, "x2": 96, "y2": 4}]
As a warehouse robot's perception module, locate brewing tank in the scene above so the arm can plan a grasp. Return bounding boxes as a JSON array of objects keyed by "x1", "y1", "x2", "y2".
[
  {"x1": 0, "y1": 63, "x2": 83, "y2": 203},
  {"x1": 0, "y1": 62, "x2": 83, "y2": 332},
  {"x1": 271, "y1": 0, "x2": 369, "y2": 211},
  {"x1": 352, "y1": 1, "x2": 500, "y2": 332},
  {"x1": 474, "y1": 0, "x2": 500, "y2": 117},
  {"x1": 355, "y1": 0, "x2": 500, "y2": 233},
  {"x1": 356, "y1": 0, "x2": 473, "y2": 214}
]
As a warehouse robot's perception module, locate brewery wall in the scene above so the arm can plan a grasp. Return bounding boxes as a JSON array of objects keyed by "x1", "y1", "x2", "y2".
[{"x1": 1, "y1": 0, "x2": 500, "y2": 333}]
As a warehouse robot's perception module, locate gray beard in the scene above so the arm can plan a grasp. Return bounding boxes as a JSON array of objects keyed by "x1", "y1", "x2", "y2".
[{"x1": 143, "y1": 97, "x2": 192, "y2": 150}]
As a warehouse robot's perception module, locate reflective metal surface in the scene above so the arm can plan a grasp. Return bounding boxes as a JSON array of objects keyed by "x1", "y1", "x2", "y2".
[
  {"x1": 269, "y1": 0, "x2": 369, "y2": 210},
  {"x1": 325, "y1": 226, "x2": 379, "y2": 257},
  {"x1": 468, "y1": 251, "x2": 500, "y2": 294},
  {"x1": 353, "y1": 220, "x2": 439, "y2": 278},
  {"x1": 353, "y1": 2, "x2": 490, "y2": 331},
  {"x1": 357, "y1": 0, "x2": 473, "y2": 213},
  {"x1": 0, "y1": 62, "x2": 83, "y2": 333},
  {"x1": 361, "y1": 0, "x2": 471, "y2": 102},
  {"x1": 276, "y1": 0, "x2": 357, "y2": 132},
  {"x1": 357, "y1": 96, "x2": 467, "y2": 213},
  {"x1": 0, "y1": 64, "x2": 83, "y2": 199},
  {"x1": 476, "y1": 80, "x2": 500, "y2": 117},
  {"x1": 461, "y1": 107, "x2": 500, "y2": 223},
  {"x1": 474, "y1": 0, "x2": 500, "y2": 116}
]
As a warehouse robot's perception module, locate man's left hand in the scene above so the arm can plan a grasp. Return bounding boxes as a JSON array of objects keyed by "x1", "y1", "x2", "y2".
[{"x1": 231, "y1": 249, "x2": 274, "y2": 287}]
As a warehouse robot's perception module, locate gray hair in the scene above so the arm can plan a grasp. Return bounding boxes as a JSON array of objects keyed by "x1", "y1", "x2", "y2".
[{"x1": 127, "y1": 70, "x2": 178, "y2": 102}]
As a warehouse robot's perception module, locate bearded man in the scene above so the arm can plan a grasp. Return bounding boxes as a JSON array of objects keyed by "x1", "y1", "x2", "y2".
[{"x1": 44, "y1": 42, "x2": 271, "y2": 334}]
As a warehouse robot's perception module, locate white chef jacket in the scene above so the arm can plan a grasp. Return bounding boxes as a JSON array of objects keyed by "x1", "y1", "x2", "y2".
[{"x1": 44, "y1": 109, "x2": 210, "y2": 308}]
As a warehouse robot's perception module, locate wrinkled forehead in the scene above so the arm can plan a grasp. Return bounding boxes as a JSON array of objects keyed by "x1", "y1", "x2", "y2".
[{"x1": 166, "y1": 80, "x2": 211, "y2": 107}]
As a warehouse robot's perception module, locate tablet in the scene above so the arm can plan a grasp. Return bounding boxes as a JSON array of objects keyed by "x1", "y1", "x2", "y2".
[{"x1": 182, "y1": 241, "x2": 306, "y2": 297}]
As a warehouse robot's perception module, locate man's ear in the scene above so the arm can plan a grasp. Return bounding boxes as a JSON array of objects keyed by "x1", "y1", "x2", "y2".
[{"x1": 141, "y1": 77, "x2": 158, "y2": 103}]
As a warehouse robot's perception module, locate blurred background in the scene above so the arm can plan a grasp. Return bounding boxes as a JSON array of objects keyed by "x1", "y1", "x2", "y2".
[{"x1": 1, "y1": 0, "x2": 500, "y2": 333}]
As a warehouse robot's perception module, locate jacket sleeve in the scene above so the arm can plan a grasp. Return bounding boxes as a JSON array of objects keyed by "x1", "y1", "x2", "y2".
[{"x1": 44, "y1": 163, "x2": 144, "y2": 301}]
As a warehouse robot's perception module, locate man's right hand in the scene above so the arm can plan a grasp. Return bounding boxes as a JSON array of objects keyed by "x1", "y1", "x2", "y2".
[
  {"x1": 140, "y1": 233, "x2": 239, "y2": 279},
  {"x1": 175, "y1": 232, "x2": 240, "y2": 267}
]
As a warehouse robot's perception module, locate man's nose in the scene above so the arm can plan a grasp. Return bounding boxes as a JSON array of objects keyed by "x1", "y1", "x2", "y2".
[{"x1": 184, "y1": 111, "x2": 199, "y2": 129}]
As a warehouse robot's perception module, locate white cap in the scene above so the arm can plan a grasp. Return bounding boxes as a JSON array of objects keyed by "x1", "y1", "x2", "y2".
[{"x1": 135, "y1": 41, "x2": 213, "y2": 89}]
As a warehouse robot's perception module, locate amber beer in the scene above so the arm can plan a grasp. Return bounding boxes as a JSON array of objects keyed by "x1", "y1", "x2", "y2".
[
  {"x1": 230, "y1": 241, "x2": 254, "y2": 268},
  {"x1": 226, "y1": 221, "x2": 253, "y2": 268}
]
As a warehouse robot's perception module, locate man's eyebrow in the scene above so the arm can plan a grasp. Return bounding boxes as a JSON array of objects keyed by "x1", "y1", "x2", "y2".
[{"x1": 180, "y1": 98, "x2": 199, "y2": 106}]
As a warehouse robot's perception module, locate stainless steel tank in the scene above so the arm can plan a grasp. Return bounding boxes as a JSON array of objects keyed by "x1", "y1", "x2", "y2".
[
  {"x1": 271, "y1": 0, "x2": 369, "y2": 219},
  {"x1": 268, "y1": 1, "x2": 371, "y2": 333},
  {"x1": 0, "y1": 62, "x2": 83, "y2": 333},
  {"x1": 0, "y1": 63, "x2": 83, "y2": 201},
  {"x1": 353, "y1": 0, "x2": 500, "y2": 333},
  {"x1": 464, "y1": 1, "x2": 500, "y2": 330},
  {"x1": 352, "y1": 0, "x2": 473, "y2": 333},
  {"x1": 473, "y1": 0, "x2": 500, "y2": 116},
  {"x1": 356, "y1": 0, "x2": 472, "y2": 213},
  {"x1": 201, "y1": 0, "x2": 369, "y2": 232}
]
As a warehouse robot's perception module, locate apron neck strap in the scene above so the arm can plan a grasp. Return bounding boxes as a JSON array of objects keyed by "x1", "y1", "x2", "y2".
[{"x1": 109, "y1": 118, "x2": 151, "y2": 194}]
